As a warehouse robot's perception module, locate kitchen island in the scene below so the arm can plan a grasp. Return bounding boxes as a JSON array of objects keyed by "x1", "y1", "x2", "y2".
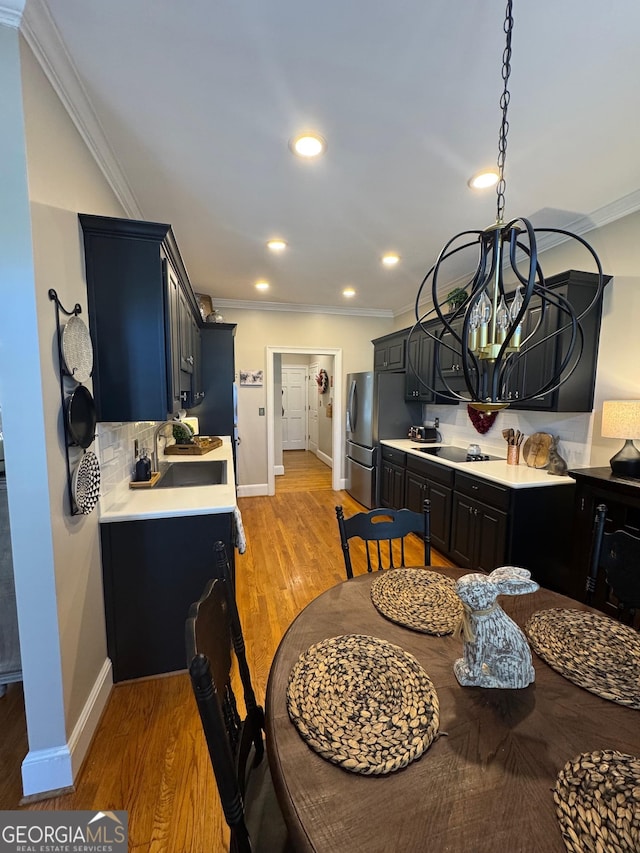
[{"x1": 98, "y1": 436, "x2": 238, "y2": 682}]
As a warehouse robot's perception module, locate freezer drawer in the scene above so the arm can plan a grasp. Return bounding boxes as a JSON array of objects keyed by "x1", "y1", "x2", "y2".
[
  {"x1": 346, "y1": 440, "x2": 375, "y2": 467},
  {"x1": 346, "y1": 455, "x2": 375, "y2": 510}
]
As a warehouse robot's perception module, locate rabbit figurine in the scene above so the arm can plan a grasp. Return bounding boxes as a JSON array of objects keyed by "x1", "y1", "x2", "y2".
[
  {"x1": 547, "y1": 435, "x2": 568, "y2": 476},
  {"x1": 454, "y1": 567, "x2": 539, "y2": 689}
]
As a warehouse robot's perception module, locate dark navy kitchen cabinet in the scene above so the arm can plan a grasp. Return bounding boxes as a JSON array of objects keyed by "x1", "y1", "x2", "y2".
[
  {"x1": 79, "y1": 214, "x2": 203, "y2": 421},
  {"x1": 100, "y1": 512, "x2": 234, "y2": 682}
]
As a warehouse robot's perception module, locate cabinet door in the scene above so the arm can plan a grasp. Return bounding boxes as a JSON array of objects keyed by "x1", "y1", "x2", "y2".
[
  {"x1": 391, "y1": 466, "x2": 405, "y2": 509},
  {"x1": 433, "y1": 318, "x2": 467, "y2": 396},
  {"x1": 164, "y1": 260, "x2": 182, "y2": 412},
  {"x1": 506, "y1": 298, "x2": 556, "y2": 409},
  {"x1": 380, "y1": 461, "x2": 404, "y2": 509},
  {"x1": 379, "y1": 461, "x2": 395, "y2": 508},
  {"x1": 450, "y1": 493, "x2": 476, "y2": 568},
  {"x1": 405, "y1": 335, "x2": 421, "y2": 399},
  {"x1": 428, "y1": 482, "x2": 452, "y2": 554},
  {"x1": 406, "y1": 332, "x2": 435, "y2": 402},
  {"x1": 373, "y1": 332, "x2": 406, "y2": 372},
  {"x1": 474, "y1": 503, "x2": 507, "y2": 572},
  {"x1": 405, "y1": 470, "x2": 427, "y2": 513}
]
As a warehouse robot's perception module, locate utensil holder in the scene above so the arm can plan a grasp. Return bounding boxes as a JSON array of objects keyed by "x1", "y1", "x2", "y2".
[{"x1": 507, "y1": 445, "x2": 520, "y2": 465}]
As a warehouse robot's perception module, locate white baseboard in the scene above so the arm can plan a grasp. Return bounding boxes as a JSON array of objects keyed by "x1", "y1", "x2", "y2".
[
  {"x1": 21, "y1": 745, "x2": 73, "y2": 797},
  {"x1": 21, "y1": 657, "x2": 113, "y2": 798},
  {"x1": 274, "y1": 465, "x2": 284, "y2": 476},
  {"x1": 316, "y1": 449, "x2": 332, "y2": 468},
  {"x1": 68, "y1": 657, "x2": 113, "y2": 778},
  {"x1": 339, "y1": 477, "x2": 348, "y2": 490},
  {"x1": 237, "y1": 483, "x2": 269, "y2": 497}
]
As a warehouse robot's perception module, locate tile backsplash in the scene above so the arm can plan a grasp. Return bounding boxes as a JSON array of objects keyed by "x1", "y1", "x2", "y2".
[
  {"x1": 97, "y1": 421, "x2": 166, "y2": 508},
  {"x1": 424, "y1": 404, "x2": 594, "y2": 468}
]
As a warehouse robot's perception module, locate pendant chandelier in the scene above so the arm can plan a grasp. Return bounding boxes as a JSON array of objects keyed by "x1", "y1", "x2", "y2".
[{"x1": 411, "y1": 0, "x2": 605, "y2": 413}]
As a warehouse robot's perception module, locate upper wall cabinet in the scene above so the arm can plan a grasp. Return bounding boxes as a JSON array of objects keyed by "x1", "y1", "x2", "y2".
[
  {"x1": 79, "y1": 214, "x2": 203, "y2": 421},
  {"x1": 372, "y1": 329, "x2": 407, "y2": 372},
  {"x1": 506, "y1": 270, "x2": 611, "y2": 412}
]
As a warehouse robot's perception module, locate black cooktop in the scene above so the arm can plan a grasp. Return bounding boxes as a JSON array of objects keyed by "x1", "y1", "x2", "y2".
[{"x1": 416, "y1": 446, "x2": 502, "y2": 463}]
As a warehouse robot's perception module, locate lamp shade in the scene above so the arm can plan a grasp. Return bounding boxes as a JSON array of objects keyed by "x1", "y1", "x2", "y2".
[{"x1": 601, "y1": 400, "x2": 640, "y2": 439}]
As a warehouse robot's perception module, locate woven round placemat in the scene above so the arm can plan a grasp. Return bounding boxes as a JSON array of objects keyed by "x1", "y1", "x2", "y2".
[
  {"x1": 286, "y1": 633, "x2": 439, "y2": 775},
  {"x1": 554, "y1": 750, "x2": 640, "y2": 852},
  {"x1": 370, "y1": 568, "x2": 463, "y2": 635},
  {"x1": 525, "y1": 608, "x2": 640, "y2": 710}
]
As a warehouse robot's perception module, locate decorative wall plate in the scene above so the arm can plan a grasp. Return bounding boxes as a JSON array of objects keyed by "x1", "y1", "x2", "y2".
[
  {"x1": 72, "y1": 451, "x2": 101, "y2": 515},
  {"x1": 65, "y1": 385, "x2": 96, "y2": 448},
  {"x1": 61, "y1": 315, "x2": 93, "y2": 383}
]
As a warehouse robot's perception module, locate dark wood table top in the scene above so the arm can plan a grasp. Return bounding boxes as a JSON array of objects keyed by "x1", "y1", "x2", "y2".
[{"x1": 265, "y1": 567, "x2": 640, "y2": 853}]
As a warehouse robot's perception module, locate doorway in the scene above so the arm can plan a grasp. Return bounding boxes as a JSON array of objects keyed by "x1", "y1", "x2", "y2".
[
  {"x1": 281, "y1": 366, "x2": 307, "y2": 451},
  {"x1": 266, "y1": 347, "x2": 344, "y2": 496}
]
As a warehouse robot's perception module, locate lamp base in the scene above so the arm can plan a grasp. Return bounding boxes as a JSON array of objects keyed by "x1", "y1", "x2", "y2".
[{"x1": 609, "y1": 439, "x2": 640, "y2": 477}]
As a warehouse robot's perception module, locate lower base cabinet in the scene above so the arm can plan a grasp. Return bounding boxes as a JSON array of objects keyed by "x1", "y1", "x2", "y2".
[
  {"x1": 450, "y1": 471, "x2": 574, "y2": 585},
  {"x1": 568, "y1": 467, "x2": 640, "y2": 626},
  {"x1": 404, "y1": 456, "x2": 453, "y2": 554},
  {"x1": 380, "y1": 447, "x2": 406, "y2": 509},
  {"x1": 100, "y1": 512, "x2": 234, "y2": 682},
  {"x1": 380, "y1": 448, "x2": 576, "y2": 588}
]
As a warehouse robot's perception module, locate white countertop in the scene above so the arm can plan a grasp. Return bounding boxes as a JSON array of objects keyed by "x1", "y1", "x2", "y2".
[
  {"x1": 380, "y1": 439, "x2": 575, "y2": 489},
  {"x1": 99, "y1": 436, "x2": 237, "y2": 523}
]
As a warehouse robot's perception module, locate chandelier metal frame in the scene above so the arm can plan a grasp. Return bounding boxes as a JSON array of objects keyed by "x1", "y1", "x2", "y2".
[{"x1": 409, "y1": 0, "x2": 605, "y2": 413}]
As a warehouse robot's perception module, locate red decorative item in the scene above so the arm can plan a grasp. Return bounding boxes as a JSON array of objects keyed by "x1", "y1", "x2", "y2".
[{"x1": 467, "y1": 404, "x2": 498, "y2": 434}]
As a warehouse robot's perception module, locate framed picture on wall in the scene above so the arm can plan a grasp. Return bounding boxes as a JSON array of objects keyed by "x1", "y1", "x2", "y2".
[{"x1": 240, "y1": 369, "x2": 263, "y2": 386}]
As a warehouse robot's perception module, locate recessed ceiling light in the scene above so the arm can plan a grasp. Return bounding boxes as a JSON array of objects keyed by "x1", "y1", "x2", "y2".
[
  {"x1": 342, "y1": 287, "x2": 356, "y2": 298},
  {"x1": 382, "y1": 253, "x2": 400, "y2": 267},
  {"x1": 255, "y1": 281, "x2": 270, "y2": 291},
  {"x1": 468, "y1": 170, "x2": 499, "y2": 190},
  {"x1": 266, "y1": 239, "x2": 287, "y2": 251},
  {"x1": 289, "y1": 132, "x2": 327, "y2": 158}
]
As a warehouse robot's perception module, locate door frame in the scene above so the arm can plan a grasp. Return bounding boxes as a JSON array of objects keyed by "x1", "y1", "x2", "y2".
[{"x1": 266, "y1": 346, "x2": 343, "y2": 496}]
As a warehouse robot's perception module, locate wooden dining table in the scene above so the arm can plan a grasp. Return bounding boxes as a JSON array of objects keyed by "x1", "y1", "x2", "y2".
[{"x1": 265, "y1": 566, "x2": 640, "y2": 853}]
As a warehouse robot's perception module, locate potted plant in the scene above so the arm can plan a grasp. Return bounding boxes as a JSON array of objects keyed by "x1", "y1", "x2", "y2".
[{"x1": 446, "y1": 287, "x2": 468, "y2": 312}]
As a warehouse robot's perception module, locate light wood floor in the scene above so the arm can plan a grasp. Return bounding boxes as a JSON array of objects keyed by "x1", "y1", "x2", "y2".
[{"x1": 0, "y1": 453, "x2": 453, "y2": 851}]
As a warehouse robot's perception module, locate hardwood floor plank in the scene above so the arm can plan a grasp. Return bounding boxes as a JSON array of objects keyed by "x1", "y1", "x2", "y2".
[{"x1": 0, "y1": 455, "x2": 453, "y2": 853}]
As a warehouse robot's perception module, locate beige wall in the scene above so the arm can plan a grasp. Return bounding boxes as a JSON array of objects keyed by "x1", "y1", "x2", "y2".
[
  {"x1": 0, "y1": 33, "x2": 126, "y2": 795},
  {"x1": 215, "y1": 307, "x2": 392, "y2": 488}
]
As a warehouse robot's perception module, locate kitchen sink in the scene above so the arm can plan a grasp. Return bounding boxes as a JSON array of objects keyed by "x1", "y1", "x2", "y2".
[{"x1": 155, "y1": 460, "x2": 227, "y2": 488}]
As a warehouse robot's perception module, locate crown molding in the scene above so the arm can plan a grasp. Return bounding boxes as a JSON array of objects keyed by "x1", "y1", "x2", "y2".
[
  {"x1": 392, "y1": 189, "x2": 640, "y2": 318},
  {"x1": 0, "y1": 1, "x2": 25, "y2": 28},
  {"x1": 212, "y1": 297, "x2": 393, "y2": 318},
  {"x1": 20, "y1": 0, "x2": 142, "y2": 218}
]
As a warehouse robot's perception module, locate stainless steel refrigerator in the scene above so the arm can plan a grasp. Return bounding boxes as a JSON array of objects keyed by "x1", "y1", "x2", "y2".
[{"x1": 345, "y1": 371, "x2": 422, "y2": 508}]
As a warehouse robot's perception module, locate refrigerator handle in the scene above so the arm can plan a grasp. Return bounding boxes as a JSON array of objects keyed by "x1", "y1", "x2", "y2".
[{"x1": 346, "y1": 379, "x2": 357, "y2": 433}]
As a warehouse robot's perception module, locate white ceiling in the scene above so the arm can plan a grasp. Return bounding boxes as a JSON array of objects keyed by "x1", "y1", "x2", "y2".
[{"x1": 22, "y1": 0, "x2": 640, "y2": 315}]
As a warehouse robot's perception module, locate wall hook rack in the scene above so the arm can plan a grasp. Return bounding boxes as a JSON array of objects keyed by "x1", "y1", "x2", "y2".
[{"x1": 49, "y1": 289, "x2": 100, "y2": 515}]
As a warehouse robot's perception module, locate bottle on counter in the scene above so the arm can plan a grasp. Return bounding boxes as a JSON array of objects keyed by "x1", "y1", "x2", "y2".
[{"x1": 135, "y1": 448, "x2": 152, "y2": 482}]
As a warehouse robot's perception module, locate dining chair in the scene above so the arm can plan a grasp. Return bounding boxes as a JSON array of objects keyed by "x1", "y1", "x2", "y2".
[
  {"x1": 185, "y1": 541, "x2": 290, "y2": 853},
  {"x1": 335, "y1": 499, "x2": 431, "y2": 579},
  {"x1": 586, "y1": 503, "x2": 640, "y2": 626}
]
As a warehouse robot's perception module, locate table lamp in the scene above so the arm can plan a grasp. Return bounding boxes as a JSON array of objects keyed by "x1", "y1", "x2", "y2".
[{"x1": 601, "y1": 400, "x2": 640, "y2": 477}]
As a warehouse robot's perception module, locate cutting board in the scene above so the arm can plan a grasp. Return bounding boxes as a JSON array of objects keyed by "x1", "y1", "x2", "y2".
[{"x1": 523, "y1": 432, "x2": 553, "y2": 468}]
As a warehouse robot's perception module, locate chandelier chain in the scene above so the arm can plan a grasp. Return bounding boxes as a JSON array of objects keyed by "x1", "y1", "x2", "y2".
[{"x1": 496, "y1": 0, "x2": 514, "y2": 223}]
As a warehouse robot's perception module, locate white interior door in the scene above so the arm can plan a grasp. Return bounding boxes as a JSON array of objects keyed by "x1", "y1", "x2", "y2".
[
  {"x1": 308, "y1": 362, "x2": 319, "y2": 452},
  {"x1": 282, "y1": 367, "x2": 307, "y2": 450}
]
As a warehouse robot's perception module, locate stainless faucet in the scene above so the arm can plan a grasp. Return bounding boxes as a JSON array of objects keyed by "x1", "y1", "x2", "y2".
[{"x1": 151, "y1": 419, "x2": 179, "y2": 473}]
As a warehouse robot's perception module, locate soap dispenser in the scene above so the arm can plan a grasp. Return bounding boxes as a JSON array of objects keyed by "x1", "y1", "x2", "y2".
[{"x1": 135, "y1": 447, "x2": 151, "y2": 482}]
